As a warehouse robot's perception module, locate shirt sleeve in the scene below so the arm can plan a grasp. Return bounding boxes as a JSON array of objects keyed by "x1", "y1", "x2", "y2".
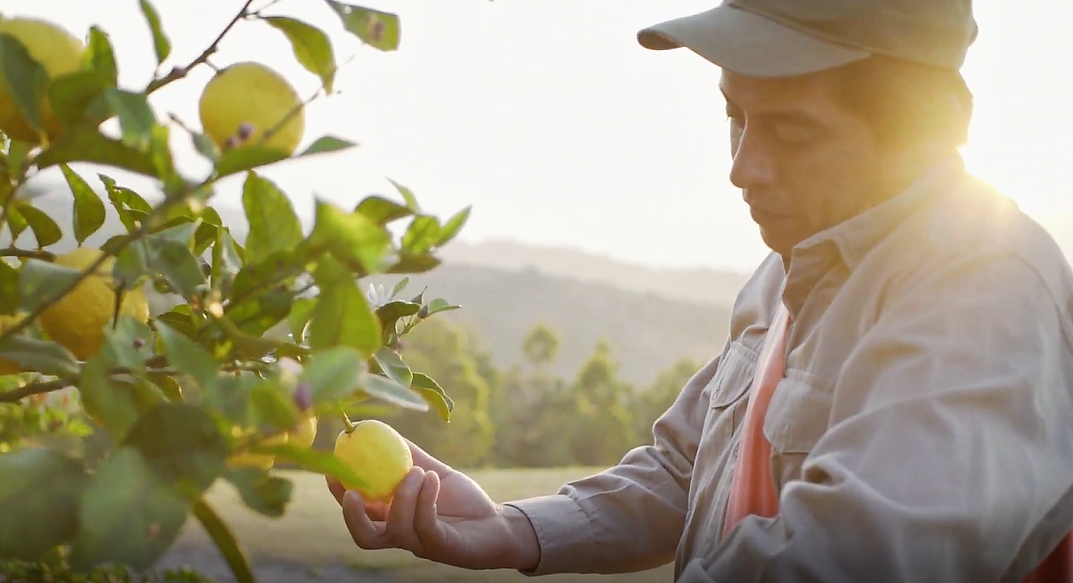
[
  {"x1": 502, "y1": 344, "x2": 727, "y2": 576},
  {"x1": 680, "y1": 251, "x2": 1073, "y2": 583}
]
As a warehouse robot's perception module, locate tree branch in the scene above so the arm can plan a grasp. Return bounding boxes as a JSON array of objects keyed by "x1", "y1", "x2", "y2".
[
  {"x1": 0, "y1": 375, "x2": 78, "y2": 403},
  {"x1": 0, "y1": 247, "x2": 54, "y2": 260},
  {"x1": 144, "y1": 0, "x2": 258, "y2": 94}
]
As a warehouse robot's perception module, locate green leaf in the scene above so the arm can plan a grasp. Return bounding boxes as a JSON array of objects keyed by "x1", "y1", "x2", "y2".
[
  {"x1": 14, "y1": 203, "x2": 63, "y2": 247},
  {"x1": 104, "y1": 88, "x2": 156, "y2": 149},
  {"x1": 83, "y1": 26, "x2": 119, "y2": 86},
  {"x1": 78, "y1": 356, "x2": 142, "y2": 441},
  {"x1": 373, "y1": 347, "x2": 412, "y2": 387},
  {"x1": 388, "y1": 178, "x2": 419, "y2": 210},
  {"x1": 326, "y1": 1, "x2": 401, "y2": 52},
  {"x1": 156, "y1": 321, "x2": 217, "y2": 389},
  {"x1": 0, "y1": 261, "x2": 18, "y2": 316},
  {"x1": 359, "y1": 373, "x2": 428, "y2": 411},
  {"x1": 48, "y1": 70, "x2": 111, "y2": 128},
  {"x1": 60, "y1": 164, "x2": 107, "y2": 245},
  {"x1": 308, "y1": 256, "x2": 382, "y2": 355},
  {"x1": 389, "y1": 276, "x2": 410, "y2": 300},
  {"x1": 253, "y1": 443, "x2": 372, "y2": 492},
  {"x1": 224, "y1": 467, "x2": 294, "y2": 519},
  {"x1": 191, "y1": 130, "x2": 220, "y2": 161},
  {"x1": 401, "y1": 215, "x2": 441, "y2": 255},
  {"x1": 425, "y1": 297, "x2": 462, "y2": 316},
  {"x1": 37, "y1": 123, "x2": 158, "y2": 177},
  {"x1": 122, "y1": 403, "x2": 229, "y2": 500},
  {"x1": 287, "y1": 296, "x2": 317, "y2": 344},
  {"x1": 242, "y1": 171, "x2": 303, "y2": 264},
  {"x1": 0, "y1": 448, "x2": 88, "y2": 561},
  {"x1": 192, "y1": 499, "x2": 256, "y2": 583},
  {"x1": 309, "y1": 199, "x2": 393, "y2": 274},
  {"x1": 436, "y1": 206, "x2": 471, "y2": 247},
  {"x1": 115, "y1": 235, "x2": 206, "y2": 298},
  {"x1": 100, "y1": 316, "x2": 154, "y2": 371},
  {"x1": 0, "y1": 32, "x2": 48, "y2": 135},
  {"x1": 300, "y1": 346, "x2": 365, "y2": 404},
  {"x1": 250, "y1": 381, "x2": 299, "y2": 431},
  {"x1": 214, "y1": 145, "x2": 289, "y2": 179},
  {"x1": 0, "y1": 334, "x2": 80, "y2": 377},
  {"x1": 296, "y1": 135, "x2": 356, "y2": 157},
  {"x1": 99, "y1": 174, "x2": 153, "y2": 232},
  {"x1": 17, "y1": 258, "x2": 80, "y2": 313},
  {"x1": 211, "y1": 229, "x2": 243, "y2": 287},
  {"x1": 375, "y1": 300, "x2": 420, "y2": 331},
  {"x1": 411, "y1": 372, "x2": 454, "y2": 422},
  {"x1": 5, "y1": 204, "x2": 28, "y2": 242},
  {"x1": 201, "y1": 374, "x2": 257, "y2": 428},
  {"x1": 386, "y1": 251, "x2": 441, "y2": 274},
  {"x1": 69, "y1": 447, "x2": 189, "y2": 573},
  {"x1": 355, "y1": 195, "x2": 413, "y2": 226},
  {"x1": 138, "y1": 0, "x2": 172, "y2": 65},
  {"x1": 264, "y1": 16, "x2": 337, "y2": 93}
]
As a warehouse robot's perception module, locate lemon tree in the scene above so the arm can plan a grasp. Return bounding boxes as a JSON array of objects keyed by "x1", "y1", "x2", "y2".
[{"x1": 0, "y1": 1, "x2": 466, "y2": 581}]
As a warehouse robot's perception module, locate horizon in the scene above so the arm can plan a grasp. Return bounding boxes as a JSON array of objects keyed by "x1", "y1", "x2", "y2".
[{"x1": 4, "y1": 0, "x2": 1072, "y2": 274}]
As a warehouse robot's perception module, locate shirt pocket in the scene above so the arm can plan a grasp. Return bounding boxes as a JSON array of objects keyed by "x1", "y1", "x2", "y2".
[
  {"x1": 707, "y1": 341, "x2": 757, "y2": 413},
  {"x1": 762, "y1": 369, "x2": 833, "y2": 489}
]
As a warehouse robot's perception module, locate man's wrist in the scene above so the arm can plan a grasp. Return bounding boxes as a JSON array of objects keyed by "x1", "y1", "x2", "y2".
[{"x1": 499, "y1": 503, "x2": 541, "y2": 572}]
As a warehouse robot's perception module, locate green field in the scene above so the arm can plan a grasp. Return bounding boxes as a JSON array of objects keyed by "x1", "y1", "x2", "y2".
[{"x1": 175, "y1": 467, "x2": 675, "y2": 583}]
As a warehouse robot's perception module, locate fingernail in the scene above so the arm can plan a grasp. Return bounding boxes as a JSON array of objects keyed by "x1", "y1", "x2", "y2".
[{"x1": 343, "y1": 490, "x2": 361, "y2": 506}]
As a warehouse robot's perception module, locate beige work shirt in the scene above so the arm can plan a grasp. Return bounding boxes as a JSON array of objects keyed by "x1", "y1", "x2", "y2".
[{"x1": 504, "y1": 155, "x2": 1073, "y2": 583}]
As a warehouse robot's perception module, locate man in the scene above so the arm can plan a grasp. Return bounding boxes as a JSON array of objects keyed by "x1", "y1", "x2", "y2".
[{"x1": 327, "y1": 1, "x2": 1073, "y2": 581}]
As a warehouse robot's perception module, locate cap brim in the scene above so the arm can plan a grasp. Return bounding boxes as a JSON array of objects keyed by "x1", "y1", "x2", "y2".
[{"x1": 637, "y1": 4, "x2": 870, "y2": 77}]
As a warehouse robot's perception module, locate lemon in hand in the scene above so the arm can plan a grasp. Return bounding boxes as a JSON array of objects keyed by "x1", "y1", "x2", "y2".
[
  {"x1": 0, "y1": 17, "x2": 86, "y2": 143},
  {"x1": 38, "y1": 247, "x2": 150, "y2": 360},
  {"x1": 198, "y1": 61, "x2": 305, "y2": 156},
  {"x1": 334, "y1": 420, "x2": 414, "y2": 503}
]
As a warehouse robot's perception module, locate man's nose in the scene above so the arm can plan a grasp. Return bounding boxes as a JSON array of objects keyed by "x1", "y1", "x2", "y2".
[{"x1": 729, "y1": 128, "x2": 776, "y2": 190}]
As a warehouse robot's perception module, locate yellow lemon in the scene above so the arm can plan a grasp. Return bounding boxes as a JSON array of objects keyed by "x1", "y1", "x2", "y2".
[
  {"x1": 333, "y1": 420, "x2": 413, "y2": 503},
  {"x1": 0, "y1": 313, "x2": 29, "y2": 375},
  {"x1": 0, "y1": 17, "x2": 86, "y2": 143},
  {"x1": 198, "y1": 61, "x2": 305, "y2": 156},
  {"x1": 290, "y1": 414, "x2": 318, "y2": 450},
  {"x1": 228, "y1": 431, "x2": 288, "y2": 470},
  {"x1": 38, "y1": 247, "x2": 150, "y2": 360}
]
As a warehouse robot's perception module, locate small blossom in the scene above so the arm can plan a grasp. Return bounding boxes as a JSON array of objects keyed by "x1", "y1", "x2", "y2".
[
  {"x1": 364, "y1": 283, "x2": 390, "y2": 310},
  {"x1": 293, "y1": 382, "x2": 312, "y2": 411},
  {"x1": 237, "y1": 122, "x2": 255, "y2": 140}
]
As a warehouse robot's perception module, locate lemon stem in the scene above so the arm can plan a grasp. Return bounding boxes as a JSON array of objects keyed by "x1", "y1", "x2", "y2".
[{"x1": 339, "y1": 406, "x2": 356, "y2": 433}]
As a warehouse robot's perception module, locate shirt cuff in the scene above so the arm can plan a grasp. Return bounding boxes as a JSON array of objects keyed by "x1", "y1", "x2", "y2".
[{"x1": 502, "y1": 494, "x2": 599, "y2": 576}]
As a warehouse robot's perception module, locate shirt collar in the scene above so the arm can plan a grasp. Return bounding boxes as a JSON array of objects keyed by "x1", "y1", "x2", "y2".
[{"x1": 781, "y1": 153, "x2": 969, "y2": 318}]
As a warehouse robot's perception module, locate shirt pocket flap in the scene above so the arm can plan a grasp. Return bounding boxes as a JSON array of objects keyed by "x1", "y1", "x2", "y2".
[
  {"x1": 708, "y1": 341, "x2": 757, "y2": 410},
  {"x1": 763, "y1": 370, "x2": 832, "y2": 454}
]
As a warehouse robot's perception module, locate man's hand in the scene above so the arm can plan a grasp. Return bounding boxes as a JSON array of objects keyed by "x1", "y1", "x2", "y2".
[{"x1": 326, "y1": 439, "x2": 541, "y2": 572}]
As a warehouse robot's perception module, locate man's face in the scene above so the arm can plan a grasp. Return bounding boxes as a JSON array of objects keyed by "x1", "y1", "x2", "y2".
[{"x1": 721, "y1": 69, "x2": 885, "y2": 260}]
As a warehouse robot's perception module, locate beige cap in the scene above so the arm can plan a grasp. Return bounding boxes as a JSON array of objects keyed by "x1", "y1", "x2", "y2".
[{"x1": 637, "y1": 0, "x2": 978, "y2": 77}]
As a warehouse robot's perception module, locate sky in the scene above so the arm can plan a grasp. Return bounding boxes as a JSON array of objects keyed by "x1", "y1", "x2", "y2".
[{"x1": 5, "y1": 0, "x2": 1072, "y2": 273}]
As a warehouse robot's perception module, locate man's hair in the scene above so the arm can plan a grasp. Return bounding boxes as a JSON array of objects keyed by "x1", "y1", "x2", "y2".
[{"x1": 829, "y1": 55, "x2": 974, "y2": 151}]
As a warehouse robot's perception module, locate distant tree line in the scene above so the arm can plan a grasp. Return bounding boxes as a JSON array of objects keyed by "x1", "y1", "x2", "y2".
[{"x1": 311, "y1": 316, "x2": 700, "y2": 470}]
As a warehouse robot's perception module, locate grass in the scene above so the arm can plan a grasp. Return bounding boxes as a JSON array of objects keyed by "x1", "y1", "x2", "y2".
[{"x1": 175, "y1": 467, "x2": 675, "y2": 583}]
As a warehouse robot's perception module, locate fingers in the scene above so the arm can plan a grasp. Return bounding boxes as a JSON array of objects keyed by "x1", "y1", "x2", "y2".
[
  {"x1": 326, "y1": 475, "x2": 389, "y2": 521},
  {"x1": 326, "y1": 475, "x2": 346, "y2": 506},
  {"x1": 413, "y1": 470, "x2": 441, "y2": 542},
  {"x1": 341, "y1": 490, "x2": 390, "y2": 550},
  {"x1": 385, "y1": 467, "x2": 428, "y2": 553}
]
